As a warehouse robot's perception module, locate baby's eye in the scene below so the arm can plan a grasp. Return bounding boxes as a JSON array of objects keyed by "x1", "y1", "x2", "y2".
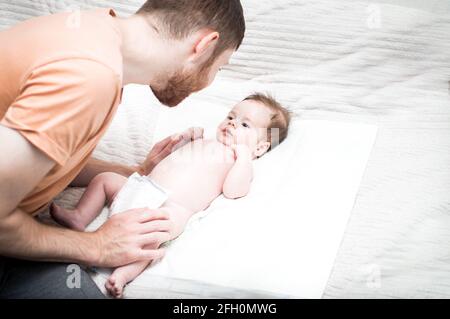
[
  {"x1": 227, "y1": 116, "x2": 233, "y2": 120},
  {"x1": 242, "y1": 122, "x2": 249, "y2": 128}
]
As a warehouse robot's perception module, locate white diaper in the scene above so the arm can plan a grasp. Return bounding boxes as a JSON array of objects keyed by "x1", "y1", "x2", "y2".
[{"x1": 109, "y1": 173, "x2": 169, "y2": 216}]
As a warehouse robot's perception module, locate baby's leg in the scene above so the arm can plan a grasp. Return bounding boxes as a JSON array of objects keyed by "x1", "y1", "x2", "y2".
[
  {"x1": 50, "y1": 172, "x2": 127, "y2": 231},
  {"x1": 105, "y1": 259, "x2": 153, "y2": 298},
  {"x1": 105, "y1": 203, "x2": 194, "y2": 298}
]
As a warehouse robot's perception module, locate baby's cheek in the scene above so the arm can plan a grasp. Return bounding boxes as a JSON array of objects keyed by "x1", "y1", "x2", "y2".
[{"x1": 237, "y1": 130, "x2": 258, "y2": 147}]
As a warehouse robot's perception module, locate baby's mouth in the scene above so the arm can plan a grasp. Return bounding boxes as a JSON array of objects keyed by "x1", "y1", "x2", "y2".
[
  {"x1": 223, "y1": 128, "x2": 233, "y2": 137},
  {"x1": 221, "y1": 129, "x2": 229, "y2": 136}
]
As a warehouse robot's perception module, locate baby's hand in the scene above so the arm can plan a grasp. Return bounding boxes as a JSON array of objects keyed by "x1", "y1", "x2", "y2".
[{"x1": 231, "y1": 144, "x2": 252, "y2": 161}]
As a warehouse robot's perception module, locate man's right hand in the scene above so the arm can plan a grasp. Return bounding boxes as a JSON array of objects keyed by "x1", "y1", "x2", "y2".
[
  {"x1": 92, "y1": 208, "x2": 173, "y2": 268},
  {"x1": 0, "y1": 125, "x2": 172, "y2": 267}
]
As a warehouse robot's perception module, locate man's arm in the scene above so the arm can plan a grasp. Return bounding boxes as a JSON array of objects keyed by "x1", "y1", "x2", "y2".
[
  {"x1": 222, "y1": 145, "x2": 254, "y2": 199},
  {"x1": 0, "y1": 124, "x2": 94, "y2": 262},
  {"x1": 0, "y1": 125, "x2": 169, "y2": 267}
]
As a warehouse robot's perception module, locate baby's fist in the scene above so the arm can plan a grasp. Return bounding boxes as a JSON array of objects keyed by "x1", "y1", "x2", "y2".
[{"x1": 231, "y1": 144, "x2": 252, "y2": 161}]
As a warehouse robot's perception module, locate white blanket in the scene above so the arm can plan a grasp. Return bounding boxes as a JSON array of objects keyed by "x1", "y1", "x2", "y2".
[{"x1": 3, "y1": 0, "x2": 450, "y2": 298}]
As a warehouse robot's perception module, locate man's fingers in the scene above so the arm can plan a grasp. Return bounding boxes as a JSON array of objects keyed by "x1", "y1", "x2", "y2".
[
  {"x1": 139, "y1": 220, "x2": 173, "y2": 234},
  {"x1": 159, "y1": 136, "x2": 185, "y2": 157},
  {"x1": 191, "y1": 127, "x2": 204, "y2": 140},
  {"x1": 138, "y1": 247, "x2": 166, "y2": 261},
  {"x1": 115, "y1": 208, "x2": 169, "y2": 222},
  {"x1": 152, "y1": 135, "x2": 175, "y2": 152},
  {"x1": 138, "y1": 209, "x2": 170, "y2": 223},
  {"x1": 113, "y1": 207, "x2": 152, "y2": 221},
  {"x1": 139, "y1": 232, "x2": 171, "y2": 246}
]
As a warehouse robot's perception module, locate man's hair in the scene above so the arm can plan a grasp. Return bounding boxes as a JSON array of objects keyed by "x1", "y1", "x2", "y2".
[
  {"x1": 244, "y1": 93, "x2": 292, "y2": 151},
  {"x1": 136, "y1": 0, "x2": 245, "y2": 60}
]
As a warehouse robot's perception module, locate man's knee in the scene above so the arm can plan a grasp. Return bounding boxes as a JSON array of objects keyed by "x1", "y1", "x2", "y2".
[
  {"x1": 0, "y1": 258, "x2": 105, "y2": 299},
  {"x1": 64, "y1": 264, "x2": 106, "y2": 299}
]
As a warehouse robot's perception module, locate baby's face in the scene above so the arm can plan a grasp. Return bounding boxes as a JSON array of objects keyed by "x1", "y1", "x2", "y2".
[{"x1": 216, "y1": 100, "x2": 272, "y2": 158}]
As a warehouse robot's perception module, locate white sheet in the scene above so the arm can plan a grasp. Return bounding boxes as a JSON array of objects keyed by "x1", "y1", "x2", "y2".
[{"x1": 4, "y1": 0, "x2": 449, "y2": 298}]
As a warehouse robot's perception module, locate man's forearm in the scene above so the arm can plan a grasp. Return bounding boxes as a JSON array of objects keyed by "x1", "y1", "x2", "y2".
[
  {"x1": 0, "y1": 208, "x2": 99, "y2": 265},
  {"x1": 71, "y1": 157, "x2": 138, "y2": 187}
]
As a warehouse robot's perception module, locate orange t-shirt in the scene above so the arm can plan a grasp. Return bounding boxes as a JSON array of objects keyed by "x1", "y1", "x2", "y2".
[{"x1": 0, "y1": 8, "x2": 123, "y2": 215}]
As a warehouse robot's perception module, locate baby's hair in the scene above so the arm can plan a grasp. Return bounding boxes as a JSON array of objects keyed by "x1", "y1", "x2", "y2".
[{"x1": 243, "y1": 93, "x2": 291, "y2": 151}]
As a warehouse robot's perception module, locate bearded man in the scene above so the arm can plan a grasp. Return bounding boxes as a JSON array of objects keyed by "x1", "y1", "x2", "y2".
[{"x1": 0, "y1": 0, "x2": 245, "y2": 298}]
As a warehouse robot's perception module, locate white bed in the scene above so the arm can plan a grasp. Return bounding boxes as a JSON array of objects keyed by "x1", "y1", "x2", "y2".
[{"x1": 2, "y1": 0, "x2": 450, "y2": 298}]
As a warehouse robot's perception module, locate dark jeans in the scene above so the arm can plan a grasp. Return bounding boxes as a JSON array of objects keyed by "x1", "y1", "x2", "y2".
[{"x1": 0, "y1": 257, "x2": 105, "y2": 299}]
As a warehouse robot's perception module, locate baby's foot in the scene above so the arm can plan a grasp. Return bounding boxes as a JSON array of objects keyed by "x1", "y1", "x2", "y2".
[
  {"x1": 49, "y1": 203, "x2": 85, "y2": 231},
  {"x1": 105, "y1": 272, "x2": 128, "y2": 298}
]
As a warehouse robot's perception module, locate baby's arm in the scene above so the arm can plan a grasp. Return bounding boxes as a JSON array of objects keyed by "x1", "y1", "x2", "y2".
[{"x1": 222, "y1": 145, "x2": 254, "y2": 199}]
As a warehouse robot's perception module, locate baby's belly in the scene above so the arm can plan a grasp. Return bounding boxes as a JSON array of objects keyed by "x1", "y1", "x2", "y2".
[{"x1": 149, "y1": 159, "x2": 232, "y2": 213}]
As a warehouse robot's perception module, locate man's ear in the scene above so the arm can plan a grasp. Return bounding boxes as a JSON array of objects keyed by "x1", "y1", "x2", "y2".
[
  {"x1": 188, "y1": 30, "x2": 219, "y2": 63},
  {"x1": 254, "y1": 141, "x2": 271, "y2": 158}
]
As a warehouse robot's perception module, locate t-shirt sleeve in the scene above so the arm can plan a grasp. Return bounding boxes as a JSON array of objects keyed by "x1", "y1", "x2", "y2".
[{"x1": 1, "y1": 59, "x2": 120, "y2": 166}]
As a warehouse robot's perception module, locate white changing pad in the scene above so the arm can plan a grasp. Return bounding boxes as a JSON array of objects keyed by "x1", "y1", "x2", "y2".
[{"x1": 88, "y1": 86, "x2": 377, "y2": 298}]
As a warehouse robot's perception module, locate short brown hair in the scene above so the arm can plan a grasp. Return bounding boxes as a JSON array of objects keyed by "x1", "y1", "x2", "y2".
[
  {"x1": 136, "y1": 0, "x2": 245, "y2": 60},
  {"x1": 244, "y1": 93, "x2": 291, "y2": 151}
]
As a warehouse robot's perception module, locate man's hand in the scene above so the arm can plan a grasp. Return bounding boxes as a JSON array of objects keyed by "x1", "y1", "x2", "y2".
[
  {"x1": 92, "y1": 208, "x2": 173, "y2": 267},
  {"x1": 73, "y1": 127, "x2": 205, "y2": 186},
  {"x1": 138, "y1": 127, "x2": 204, "y2": 175},
  {"x1": 184, "y1": 127, "x2": 204, "y2": 141},
  {"x1": 171, "y1": 126, "x2": 204, "y2": 150},
  {"x1": 0, "y1": 125, "x2": 168, "y2": 267}
]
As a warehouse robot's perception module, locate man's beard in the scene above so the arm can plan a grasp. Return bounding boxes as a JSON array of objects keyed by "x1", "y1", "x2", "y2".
[{"x1": 151, "y1": 63, "x2": 211, "y2": 107}]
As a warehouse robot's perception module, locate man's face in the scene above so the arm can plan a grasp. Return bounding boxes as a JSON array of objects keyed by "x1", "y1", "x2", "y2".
[{"x1": 151, "y1": 49, "x2": 234, "y2": 107}]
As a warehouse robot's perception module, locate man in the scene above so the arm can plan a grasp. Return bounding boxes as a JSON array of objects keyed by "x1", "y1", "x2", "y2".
[{"x1": 0, "y1": 0, "x2": 245, "y2": 298}]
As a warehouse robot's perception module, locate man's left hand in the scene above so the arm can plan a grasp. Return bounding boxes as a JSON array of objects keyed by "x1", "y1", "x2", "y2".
[{"x1": 138, "y1": 127, "x2": 204, "y2": 175}]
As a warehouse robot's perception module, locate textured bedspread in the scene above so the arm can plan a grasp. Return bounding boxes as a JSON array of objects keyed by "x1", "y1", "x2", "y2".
[{"x1": 1, "y1": 0, "x2": 449, "y2": 298}]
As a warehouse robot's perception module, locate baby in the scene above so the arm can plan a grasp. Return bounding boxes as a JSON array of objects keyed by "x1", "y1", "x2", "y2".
[{"x1": 51, "y1": 93, "x2": 291, "y2": 297}]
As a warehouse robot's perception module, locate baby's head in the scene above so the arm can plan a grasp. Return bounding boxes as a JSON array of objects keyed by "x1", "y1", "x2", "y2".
[{"x1": 217, "y1": 93, "x2": 291, "y2": 158}]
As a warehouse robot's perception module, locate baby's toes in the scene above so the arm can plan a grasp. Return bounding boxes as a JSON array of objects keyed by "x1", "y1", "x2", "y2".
[
  {"x1": 105, "y1": 278, "x2": 116, "y2": 295},
  {"x1": 115, "y1": 287, "x2": 123, "y2": 299},
  {"x1": 113, "y1": 283, "x2": 123, "y2": 298}
]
